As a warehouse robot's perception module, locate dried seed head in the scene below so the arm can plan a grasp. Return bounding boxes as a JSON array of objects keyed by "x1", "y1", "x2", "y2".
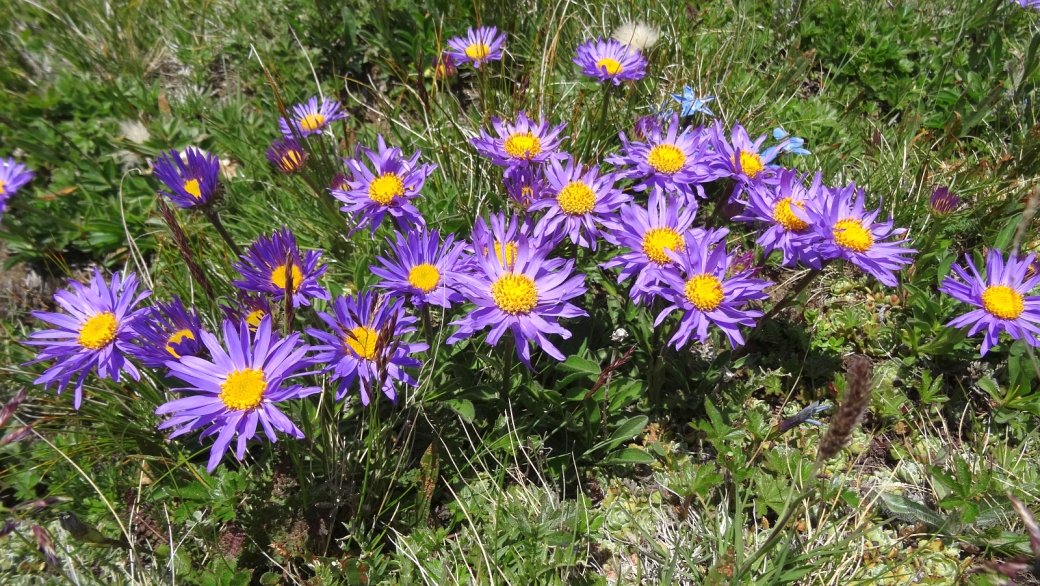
[{"x1": 816, "y1": 355, "x2": 873, "y2": 463}]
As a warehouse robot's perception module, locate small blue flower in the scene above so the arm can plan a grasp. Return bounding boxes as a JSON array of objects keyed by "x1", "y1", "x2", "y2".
[
  {"x1": 671, "y1": 86, "x2": 715, "y2": 117},
  {"x1": 772, "y1": 127, "x2": 812, "y2": 156},
  {"x1": 777, "y1": 401, "x2": 831, "y2": 433}
]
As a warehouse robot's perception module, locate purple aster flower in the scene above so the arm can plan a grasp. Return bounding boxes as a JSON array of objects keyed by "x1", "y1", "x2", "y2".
[
  {"x1": 154, "y1": 148, "x2": 220, "y2": 209},
  {"x1": 632, "y1": 115, "x2": 662, "y2": 142},
  {"x1": 573, "y1": 38, "x2": 647, "y2": 84},
  {"x1": 334, "y1": 135, "x2": 436, "y2": 234},
  {"x1": 929, "y1": 186, "x2": 960, "y2": 217},
  {"x1": 0, "y1": 157, "x2": 34, "y2": 221},
  {"x1": 446, "y1": 26, "x2": 506, "y2": 69},
  {"x1": 470, "y1": 112, "x2": 567, "y2": 168},
  {"x1": 434, "y1": 52, "x2": 457, "y2": 79},
  {"x1": 608, "y1": 113, "x2": 726, "y2": 201},
  {"x1": 448, "y1": 226, "x2": 587, "y2": 369},
  {"x1": 939, "y1": 249, "x2": 1040, "y2": 356},
  {"x1": 529, "y1": 154, "x2": 630, "y2": 250},
  {"x1": 155, "y1": 317, "x2": 318, "y2": 472},
  {"x1": 25, "y1": 269, "x2": 151, "y2": 409},
  {"x1": 601, "y1": 192, "x2": 704, "y2": 303},
  {"x1": 805, "y1": 183, "x2": 916, "y2": 287},
  {"x1": 470, "y1": 212, "x2": 562, "y2": 271},
  {"x1": 232, "y1": 227, "x2": 330, "y2": 307},
  {"x1": 129, "y1": 296, "x2": 206, "y2": 368},
  {"x1": 711, "y1": 121, "x2": 791, "y2": 183},
  {"x1": 654, "y1": 232, "x2": 772, "y2": 349},
  {"x1": 504, "y1": 166, "x2": 549, "y2": 211},
  {"x1": 278, "y1": 96, "x2": 347, "y2": 138},
  {"x1": 330, "y1": 172, "x2": 351, "y2": 192},
  {"x1": 371, "y1": 229, "x2": 468, "y2": 309},
  {"x1": 220, "y1": 293, "x2": 272, "y2": 332},
  {"x1": 734, "y1": 169, "x2": 826, "y2": 269},
  {"x1": 308, "y1": 292, "x2": 427, "y2": 404},
  {"x1": 265, "y1": 138, "x2": 308, "y2": 174}
]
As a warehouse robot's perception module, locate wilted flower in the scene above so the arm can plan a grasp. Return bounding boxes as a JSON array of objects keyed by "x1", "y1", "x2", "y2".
[
  {"x1": 232, "y1": 227, "x2": 330, "y2": 308},
  {"x1": 371, "y1": 229, "x2": 468, "y2": 309},
  {"x1": 470, "y1": 111, "x2": 567, "y2": 168},
  {"x1": 129, "y1": 296, "x2": 206, "y2": 368},
  {"x1": 278, "y1": 96, "x2": 347, "y2": 137},
  {"x1": 266, "y1": 138, "x2": 308, "y2": 174},
  {"x1": 574, "y1": 38, "x2": 647, "y2": 84},
  {"x1": 671, "y1": 87, "x2": 715, "y2": 117},
  {"x1": 0, "y1": 157, "x2": 34, "y2": 222},
  {"x1": 330, "y1": 172, "x2": 351, "y2": 192},
  {"x1": 928, "y1": 186, "x2": 960, "y2": 217},
  {"x1": 446, "y1": 26, "x2": 506, "y2": 69},
  {"x1": 154, "y1": 148, "x2": 220, "y2": 209},
  {"x1": 611, "y1": 21, "x2": 661, "y2": 51},
  {"x1": 530, "y1": 154, "x2": 629, "y2": 250}
]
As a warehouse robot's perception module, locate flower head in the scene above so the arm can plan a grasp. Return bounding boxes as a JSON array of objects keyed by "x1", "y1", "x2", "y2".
[
  {"x1": 711, "y1": 121, "x2": 791, "y2": 183},
  {"x1": 573, "y1": 38, "x2": 647, "y2": 84},
  {"x1": 0, "y1": 157, "x2": 34, "y2": 221},
  {"x1": 265, "y1": 138, "x2": 308, "y2": 174},
  {"x1": 278, "y1": 96, "x2": 347, "y2": 138},
  {"x1": 671, "y1": 87, "x2": 715, "y2": 118},
  {"x1": 654, "y1": 232, "x2": 772, "y2": 349},
  {"x1": 129, "y1": 296, "x2": 206, "y2": 368},
  {"x1": 470, "y1": 212, "x2": 562, "y2": 271},
  {"x1": 25, "y1": 269, "x2": 151, "y2": 409},
  {"x1": 334, "y1": 135, "x2": 436, "y2": 234},
  {"x1": 448, "y1": 226, "x2": 587, "y2": 369},
  {"x1": 734, "y1": 169, "x2": 826, "y2": 268},
  {"x1": 504, "y1": 166, "x2": 549, "y2": 211},
  {"x1": 232, "y1": 227, "x2": 330, "y2": 307},
  {"x1": 611, "y1": 21, "x2": 661, "y2": 51},
  {"x1": 446, "y1": 26, "x2": 506, "y2": 69},
  {"x1": 308, "y1": 293, "x2": 427, "y2": 404},
  {"x1": 470, "y1": 112, "x2": 567, "y2": 168},
  {"x1": 939, "y1": 249, "x2": 1040, "y2": 355},
  {"x1": 632, "y1": 115, "x2": 662, "y2": 142},
  {"x1": 220, "y1": 293, "x2": 272, "y2": 332},
  {"x1": 929, "y1": 186, "x2": 960, "y2": 217},
  {"x1": 806, "y1": 183, "x2": 916, "y2": 286},
  {"x1": 434, "y1": 52, "x2": 458, "y2": 79},
  {"x1": 773, "y1": 128, "x2": 811, "y2": 156},
  {"x1": 371, "y1": 229, "x2": 468, "y2": 309},
  {"x1": 529, "y1": 155, "x2": 630, "y2": 250},
  {"x1": 154, "y1": 148, "x2": 220, "y2": 209},
  {"x1": 155, "y1": 317, "x2": 318, "y2": 472}
]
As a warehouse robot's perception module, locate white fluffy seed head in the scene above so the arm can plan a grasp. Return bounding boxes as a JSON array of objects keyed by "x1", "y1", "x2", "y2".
[{"x1": 611, "y1": 21, "x2": 661, "y2": 51}]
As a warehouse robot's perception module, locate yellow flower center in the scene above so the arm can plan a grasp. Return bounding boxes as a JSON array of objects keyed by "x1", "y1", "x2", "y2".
[
  {"x1": 981, "y1": 285, "x2": 1025, "y2": 320},
  {"x1": 596, "y1": 58, "x2": 622, "y2": 76},
  {"x1": 684, "y1": 274, "x2": 725, "y2": 312},
  {"x1": 465, "y1": 43, "x2": 490, "y2": 61},
  {"x1": 271, "y1": 264, "x2": 304, "y2": 292},
  {"x1": 772, "y1": 197, "x2": 809, "y2": 231},
  {"x1": 245, "y1": 310, "x2": 266, "y2": 329},
  {"x1": 183, "y1": 179, "x2": 203, "y2": 199},
  {"x1": 832, "y1": 218, "x2": 874, "y2": 253},
  {"x1": 165, "y1": 329, "x2": 196, "y2": 358},
  {"x1": 219, "y1": 368, "x2": 267, "y2": 411},
  {"x1": 369, "y1": 173, "x2": 404, "y2": 205},
  {"x1": 646, "y1": 144, "x2": 687, "y2": 175},
  {"x1": 732, "y1": 150, "x2": 764, "y2": 178},
  {"x1": 641, "y1": 227, "x2": 685, "y2": 265},
  {"x1": 408, "y1": 263, "x2": 441, "y2": 293},
  {"x1": 556, "y1": 181, "x2": 597, "y2": 216},
  {"x1": 78, "y1": 312, "x2": 119, "y2": 350},
  {"x1": 345, "y1": 326, "x2": 379, "y2": 360},
  {"x1": 491, "y1": 273, "x2": 538, "y2": 315},
  {"x1": 300, "y1": 113, "x2": 326, "y2": 132},
  {"x1": 486, "y1": 240, "x2": 519, "y2": 269},
  {"x1": 279, "y1": 150, "x2": 306, "y2": 172},
  {"x1": 0, "y1": 180, "x2": 6, "y2": 195},
  {"x1": 503, "y1": 132, "x2": 542, "y2": 160}
]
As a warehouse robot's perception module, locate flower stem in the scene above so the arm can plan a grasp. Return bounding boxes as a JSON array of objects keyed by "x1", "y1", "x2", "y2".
[
  {"x1": 421, "y1": 304, "x2": 436, "y2": 353},
  {"x1": 501, "y1": 336, "x2": 514, "y2": 400},
  {"x1": 760, "y1": 267, "x2": 822, "y2": 325},
  {"x1": 204, "y1": 209, "x2": 242, "y2": 258}
]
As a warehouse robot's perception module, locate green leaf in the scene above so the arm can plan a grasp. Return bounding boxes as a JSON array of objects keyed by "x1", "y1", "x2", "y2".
[
  {"x1": 880, "y1": 492, "x2": 946, "y2": 529},
  {"x1": 602, "y1": 448, "x2": 655, "y2": 466},
  {"x1": 558, "y1": 355, "x2": 601, "y2": 376},
  {"x1": 447, "y1": 399, "x2": 475, "y2": 423},
  {"x1": 589, "y1": 415, "x2": 648, "y2": 453}
]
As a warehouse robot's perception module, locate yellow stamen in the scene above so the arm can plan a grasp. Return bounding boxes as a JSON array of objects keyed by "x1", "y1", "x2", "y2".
[
  {"x1": 491, "y1": 273, "x2": 538, "y2": 315},
  {"x1": 832, "y1": 218, "x2": 874, "y2": 253},
  {"x1": 345, "y1": 326, "x2": 379, "y2": 360},
  {"x1": 300, "y1": 113, "x2": 326, "y2": 132},
  {"x1": 219, "y1": 368, "x2": 267, "y2": 411},
  {"x1": 278, "y1": 150, "x2": 306, "y2": 173},
  {"x1": 556, "y1": 181, "x2": 597, "y2": 216},
  {"x1": 0, "y1": 180, "x2": 6, "y2": 195},
  {"x1": 982, "y1": 285, "x2": 1024, "y2": 320},
  {"x1": 641, "y1": 228, "x2": 685, "y2": 265},
  {"x1": 731, "y1": 150, "x2": 764, "y2": 178},
  {"x1": 772, "y1": 197, "x2": 809, "y2": 231},
  {"x1": 245, "y1": 310, "x2": 266, "y2": 330},
  {"x1": 465, "y1": 43, "x2": 490, "y2": 61},
  {"x1": 596, "y1": 58, "x2": 622, "y2": 76},
  {"x1": 646, "y1": 144, "x2": 686, "y2": 175},
  {"x1": 408, "y1": 263, "x2": 441, "y2": 293},
  {"x1": 165, "y1": 329, "x2": 195, "y2": 358},
  {"x1": 271, "y1": 264, "x2": 304, "y2": 292},
  {"x1": 369, "y1": 173, "x2": 404, "y2": 205},
  {"x1": 487, "y1": 240, "x2": 519, "y2": 269},
  {"x1": 503, "y1": 132, "x2": 542, "y2": 160},
  {"x1": 684, "y1": 274, "x2": 725, "y2": 312},
  {"x1": 183, "y1": 179, "x2": 203, "y2": 199},
  {"x1": 78, "y1": 312, "x2": 118, "y2": 350}
]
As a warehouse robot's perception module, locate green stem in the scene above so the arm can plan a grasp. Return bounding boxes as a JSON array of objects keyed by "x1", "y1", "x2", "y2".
[
  {"x1": 421, "y1": 305, "x2": 436, "y2": 353},
  {"x1": 501, "y1": 336, "x2": 514, "y2": 400},
  {"x1": 759, "y1": 266, "x2": 823, "y2": 325},
  {"x1": 204, "y1": 209, "x2": 242, "y2": 257}
]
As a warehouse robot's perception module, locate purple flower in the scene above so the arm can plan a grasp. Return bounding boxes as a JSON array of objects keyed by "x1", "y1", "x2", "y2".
[
  {"x1": 434, "y1": 52, "x2": 458, "y2": 79},
  {"x1": 220, "y1": 293, "x2": 272, "y2": 332},
  {"x1": 155, "y1": 317, "x2": 318, "y2": 472},
  {"x1": 446, "y1": 26, "x2": 506, "y2": 69},
  {"x1": 25, "y1": 269, "x2": 151, "y2": 409},
  {"x1": 154, "y1": 148, "x2": 220, "y2": 209},
  {"x1": 470, "y1": 212, "x2": 562, "y2": 270},
  {"x1": 129, "y1": 296, "x2": 206, "y2": 368},
  {"x1": 232, "y1": 227, "x2": 330, "y2": 307},
  {"x1": 308, "y1": 293, "x2": 427, "y2": 404},
  {"x1": 470, "y1": 112, "x2": 567, "y2": 167},
  {"x1": 0, "y1": 157, "x2": 34, "y2": 221},
  {"x1": 448, "y1": 225, "x2": 587, "y2": 369},
  {"x1": 939, "y1": 249, "x2": 1040, "y2": 356},
  {"x1": 529, "y1": 154, "x2": 630, "y2": 250},
  {"x1": 334, "y1": 135, "x2": 436, "y2": 234},
  {"x1": 608, "y1": 113, "x2": 726, "y2": 201},
  {"x1": 654, "y1": 232, "x2": 772, "y2": 349},
  {"x1": 265, "y1": 138, "x2": 308, "y2": 174},
  {"x1": 711, "y1": 121, "x2": 790, "y2": 183},
  {"x1": 371, "y1": 229, "x2": 468, "y2": 309},
  {"x1": 929, "y1": 186, "x2": 960, "y2": 217},
  {"x1": 601, "y1": 192, "x2": 702, "y2": 303},
  {"x1": 573, "y1": 38, "x2": 647, "y2": 84},
  {"x1": 734, "y1": 169, "x2": 826, "y2": 269},
  {"x1": 806, "y1": 183, "x2": 916, "y2": 287},
  {"x1": 504, "y1": 166, "x2": 549, "y2": 211},
  {"x1": 632, "y1": 115, "x2": 662, "y2": 142},
  {"x1": 278, "y1": 96, "x2": 347, "y2": 137}
]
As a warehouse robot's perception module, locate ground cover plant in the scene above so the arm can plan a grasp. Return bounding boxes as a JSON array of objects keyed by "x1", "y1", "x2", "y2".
[{"x1": 2, "y1": 0, "x2": 1040, "y2": 584}]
